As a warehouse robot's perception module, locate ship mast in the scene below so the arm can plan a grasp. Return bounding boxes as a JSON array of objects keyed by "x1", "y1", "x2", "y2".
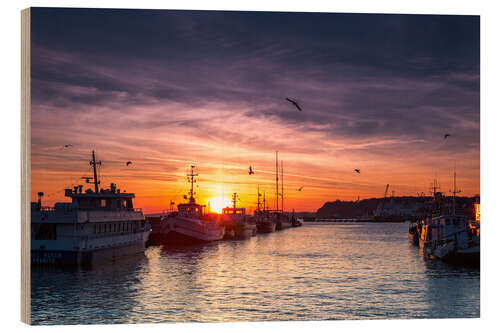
[
  {"x1": 275, "y1": 151, "x2": 279, "y2": 211},
  {"x1": 187, "y1": 165, "x2": 198, "y2": 204},
  {"x1": 430, "y1": 178, "x2": 440, "y2": 197},
  {"x1": 90, "y1": 150, "x2": 101, "y2": 193},
  {"x1": 257, "y1": 185, "x2": 261, "y2": 212},
  {"x1": 232, "y1": 192, "x2": 238, "y2": 210},
  {"x1": 281, "y1": 160, "x2": 284, "y2": 213},
  {"x1": 451, "y1": 164, "x2": 461, "y2": 215}
]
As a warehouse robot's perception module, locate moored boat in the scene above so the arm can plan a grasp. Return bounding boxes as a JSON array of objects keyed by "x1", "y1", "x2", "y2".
[
  {"x1": 154, "y1": 165, "x2": 225, "y2": 245},
  {"x1": 408, "y1": 220, "x2": 421, "y2": 246},
  {"x1": 294, "y1": 218, "x2": 304, "y2": 227},
  {"x1": 418, "y1": 170, "x2": 479, "y2": 265},
  {"x1": 255, "y1": 210, "x2": 277, "y2": 234},
  {"x1": 31, "y1": 151, "x2": 151, "y2": 265},
  {"x1": 221, "y1": 192, "x2": 256, "y2": 239},
  {"x1": 253, "y1": 188, "x2": 276, "y2": 233},
  {"x1": 419, "y1": 214, "x2": 479, "y2": 264},
  {"x1": 275, "y1": 212, "x2": 293, "y2": 230}
]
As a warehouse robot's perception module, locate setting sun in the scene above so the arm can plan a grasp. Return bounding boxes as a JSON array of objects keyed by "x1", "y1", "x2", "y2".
[{"x1": 208, "y1": 196, "x2": 232, "y2": 213}]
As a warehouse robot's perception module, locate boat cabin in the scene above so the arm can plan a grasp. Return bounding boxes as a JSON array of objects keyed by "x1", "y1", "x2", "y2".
[
  {"x1": 222, "y1": 207, "x2": 246, "y2": 215},
  {"x1": 63, "y1": 183, "x2": 136, "y2": 211},
  {"x1": 420, "y1": 214, "x2": 468, "y2": 242},
  {"x1": 177, "y1": 202, "x2": 206, "y2": 217}
]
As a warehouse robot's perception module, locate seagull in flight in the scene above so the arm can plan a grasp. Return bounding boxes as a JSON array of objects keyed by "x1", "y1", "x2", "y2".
[
  {"x1": 354, "y1": 169, "x2": 361, "y2": 174},
  {"x1": 297, "y1": 186, "x2": 304, "y2": 191},
  {"x1": 248, "y1": 166, "x2": 254, "y2": 175},
  {"x1": 126, "y1": 161, "x2": 132, "y2": 166},
  {"x1": 285, "y1": 97, "x2": 302, "y2": 112},
  {"x1": 444, "y1": 134, "x2": 451, "y2": 140}
]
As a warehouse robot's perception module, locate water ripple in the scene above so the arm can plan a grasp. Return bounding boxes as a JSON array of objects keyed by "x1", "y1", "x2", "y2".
[{"x1": 31, "y1": 223, "x2": 479, "y2": 324}]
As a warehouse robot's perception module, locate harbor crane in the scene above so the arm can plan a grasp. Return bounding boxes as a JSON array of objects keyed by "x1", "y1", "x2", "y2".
[{"x1": 380, "y1": 184, "x2": 390, "y2": 213}]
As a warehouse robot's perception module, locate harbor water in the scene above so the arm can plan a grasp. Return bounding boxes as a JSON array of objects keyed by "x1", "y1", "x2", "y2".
[{"x1": 31, "y1": 223, "x2": 480, "y2": 325}]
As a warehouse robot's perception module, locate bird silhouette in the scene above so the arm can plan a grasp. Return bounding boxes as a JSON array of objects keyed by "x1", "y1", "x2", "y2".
[
  {"x1": 354, "y1": 169, "x2": 360, "y2": 174},
  {"x1": 61, "y1": 144, "x2": 73, "y2": 149},
  {"x1": 444, "y1": 134, "x2": 451, "y2": 139},
  {"x1": 126, "y1": 161, "x2": 132, "y2": 166},
  {"x1": 297, "y1": 186, "x2": 304, "y2": 191},
  {"x1": 248, "y1": 166, "x2": 254, "y2": 175},
  {"x1": 285, "y1": 97, "x2": 302, "y2": 111}
]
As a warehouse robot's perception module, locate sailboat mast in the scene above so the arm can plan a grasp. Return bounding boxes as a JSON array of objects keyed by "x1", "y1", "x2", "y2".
[
  {"x1": 451, "y1": 164, "x2": 461, "y2": 215},
  {"x1": 257, "y1": 185, "x2": 261, "y2": 212},
  {"x1": 281, "y1": 160, "x2": 284, "y2": 213},
  {"x1": 453, "y1": 166, "x2": 457, "y2": 215},
  {"x1": 275, "y1": 151, "x2": 279, "y2": 211}
]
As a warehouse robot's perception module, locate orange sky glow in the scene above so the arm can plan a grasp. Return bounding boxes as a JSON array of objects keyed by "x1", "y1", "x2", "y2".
[
  {"x1": 30, "y1": 100, "x2": 479, "y2": 214},
  {"x1": 30, "y1": 11, "x2": 479, "y2": 214}
]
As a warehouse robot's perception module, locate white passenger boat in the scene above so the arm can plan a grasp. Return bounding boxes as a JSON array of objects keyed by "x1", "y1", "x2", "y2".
[{"x1": 31, "y1": 151, "x2": 151, "y2": 265}]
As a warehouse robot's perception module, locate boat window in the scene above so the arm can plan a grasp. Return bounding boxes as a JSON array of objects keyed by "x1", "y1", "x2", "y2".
[
  {"x1": 100, "y1": 199, "x2": 106, "y2": 208},
  {"x1": 32, "y1": 223, "x2": 57, "y2": 240},
  {"x1": 125, "y1": 199, "x2": 133, "y2": 209},
  {"x1": 445, "y1": 219, "x2": 451, "y2": 225}
]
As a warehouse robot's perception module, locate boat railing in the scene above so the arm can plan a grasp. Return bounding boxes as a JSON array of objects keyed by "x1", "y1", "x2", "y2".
[
  {"x1": 424, "y1": 227, "x2": 471, "y2": 247},
  {"x1": 36, "y1": 206, "x2": 143, "y2": 213},
  {"x1": 39, "y1": 206, "x2": 56, "y2": 212}
]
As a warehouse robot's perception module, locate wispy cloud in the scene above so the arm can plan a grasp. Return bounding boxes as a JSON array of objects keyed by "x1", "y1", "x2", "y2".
[{"x1": 30, "y1": 9, "x2": 480, "y2": 212}]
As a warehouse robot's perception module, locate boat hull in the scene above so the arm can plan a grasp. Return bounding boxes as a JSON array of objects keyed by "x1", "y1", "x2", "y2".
[
  {"x1": 154, "y1": 216, "x2": 225, "y2": 245},
  {"x1": 408, "y1": 232, "x2": 419, "y2": 246},
  {"x1": 224, "y1": 223, "x2": 257, "y2": 240},
  {"x1": 256, "y1": 221, "x2": 276, "y2": 233},
  {"x1": 441, "y1": 251, "x2": 480, "y2": 265},
  {"x1": 159, "y1": 230, "x2": 221, "y2": 245},
  {"x1": 31, "y1": 241, "x2": 147, "y2": 266},
  {"x1": 276, "y1": 219, "x2": 293, "y2": 230},
  {"x1": 421, "y1": 239, "x2": 480, "y2": 266},
  {"x1": 435, "y1": 243, "x2": 480, "y2": 265}
]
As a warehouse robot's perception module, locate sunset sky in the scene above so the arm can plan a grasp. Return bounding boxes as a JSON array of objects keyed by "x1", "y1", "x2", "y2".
[{"x1": 30, "y1": 8, "x2": 480, "y2": 213}]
